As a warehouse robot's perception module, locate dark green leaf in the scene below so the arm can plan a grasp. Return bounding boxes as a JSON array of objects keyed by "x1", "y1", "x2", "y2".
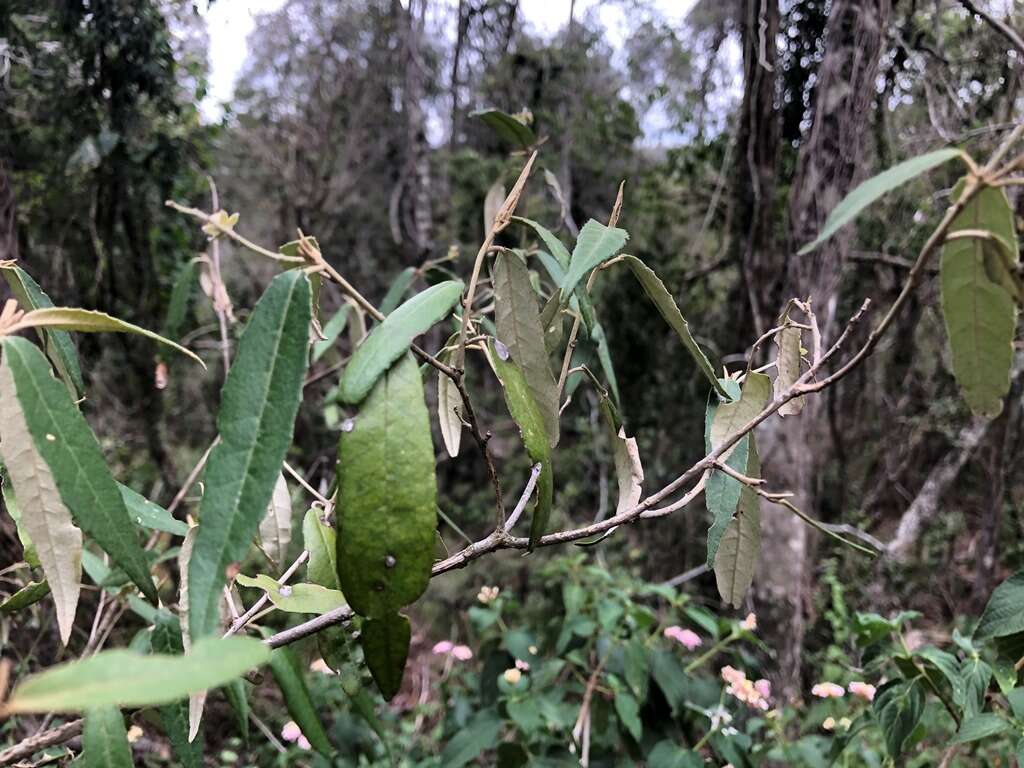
[
  {"x1": 873, "y1": 678, "x2": 925, "y2": 759},
  {"x1": 561, "y1": 219, "x2": 628, "y2": 301},
  {"x1": 152, "y1": 614, "x2": 203, "y2": 767},
  {"x1": 958, "y1": 656, "x2": 993, "y2": 719},
  {"x1": 975, "y1": 570, "x2": 1024, "y2": 640},
  {"x1": 380, "y1": 267, "x2": 417, "y2": 315},
  {"x1": 188, "y1": 271, "x2": 311, "y2": 640},
  {"x1": 119, "y1": 483, "x2": 188, "y2": 536},
  {"x1": 470, "y1": 108, "x2": 537, "y2": 149},
  {"x1": 714, "y1": 437, "x2": 762, "y2": 608},
  {"x1": 160, "y1": 259, "x2": 198, "y2": 344},
  {"x1": 0, "y1": 579, "x2": 50, "y2": 613},
  {"x1": 953, "y1": 713, "x2": 1011, "y2": 743},
  {"x1": 439, "y1": 711, "x2": 503, "y2": 768},
  {"x1": 647, "y1": 741, "x2": 704, "y2": 768},
  {"x1": 82, "y1": 706, "x2": 132, "y2": 768},
  {"x1": 514, "y1": 218, "x2": 571, "y2": 269},
  {"x1": 614, "y1": 689, "x2": 642, "y2": 741},
  {"x1": 268, "y1": 646, "x2": 333, "y2": 757},
  {"x1": 302, "y1": 507, "x2": 339, "y2": 590},
  {"x1": 915, "y1": 646, "x2": 963, "y2": 703},
  {"x1": 362, "y1": 613, "x2": 411, "y2": 701},
  {"x1": 650, "y1": 650, "x2": 687, "y2": 715}
]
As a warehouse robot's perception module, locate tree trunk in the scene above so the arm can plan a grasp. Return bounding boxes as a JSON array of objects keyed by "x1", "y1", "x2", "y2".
[{"x1": 756, "y1": 0, "x2": 893, "y2": 700}]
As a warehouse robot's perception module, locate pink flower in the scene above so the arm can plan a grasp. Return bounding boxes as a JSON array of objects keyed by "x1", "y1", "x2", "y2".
[
  {"x1": 811, "y1": 682, "x2": 845, "y2": 699},
  {"x1": 297, "y1": 735, "x2": 311, "y2": 750},
  {"x1": 740, "y1": 613, "x2": 757, "y2": 631},
  {"x1": 754, "y1": 679, "x2": 771, "y2": 700},
  {"x1": 451, "y1": 645, "x2": 473, "y2": 661},
  {"x1": 848, "y1": 681, "x2": 876, "y2": 701},
  {"x1": 432, "y1": 640, "x2": 454, "y2": 655},
  {"x1": 664, "y1": 626, "x2": 702, "y2": 650},
  {"x1": 433, "y1": 640, "x2": 472, "y2": 661},
  {"x1": 721, "y1": 666, "x2": 770, "y2": 711},
  {"x1": 281, "y1": 721, "x2": 302, "y2": 742},
  {"x1": 515, "y1": 659, "x2": 530, "y2": 672},
  {"x1": 720, "y1": 665, "x2": 745, "y2": 686}
]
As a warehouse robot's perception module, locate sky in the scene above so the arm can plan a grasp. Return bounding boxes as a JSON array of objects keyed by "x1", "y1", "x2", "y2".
[{"x1": 197, "y1": 0, "x2": 695, "y2": 120}]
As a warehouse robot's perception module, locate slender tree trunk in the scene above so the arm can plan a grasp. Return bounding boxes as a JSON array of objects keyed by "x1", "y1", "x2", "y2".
[
  {"x1": 0, "y1": 161, "x2": 17, "y2": 262},
  {"x1": 757, "y1": 0, "x2": 893, "y2": 699}
]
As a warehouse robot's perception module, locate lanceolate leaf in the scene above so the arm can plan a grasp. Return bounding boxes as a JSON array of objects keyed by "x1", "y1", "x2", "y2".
[
  {"x1": 622, "y1": 256, "x2": 730, "y2": 400},
  {"x1": 437, "y1": 335, "x2": 464, "y2": 457},
  {"x1": 2, "y1": 636, "x2": 271, "y2": 714},
  {"x1": 714, "y1": 440, "x2": 762, "y2": 608},
  {"x1": 302, "y1": 507, "x2": 339, "y2": 590},
  {"x1": 1, "y1": 264, "x2": 84, "y2": 396},
  {"x1": 0, "y1": 579, "x2": 50, "y2": 613},
  {"x1": 598, "y1": 399, "x2": 642, "y2": 514},
  {"x1": 258, "y1": 473, "x2": 292, "y2": 568},
  {"x1": 493, "y1": 252, "x2": 560, "y2": 448},
  {"x1": 12, "y1": 307, "x2": 204, "y2": 367},
  {"x1": 0, "y1": 337, "x2": 154, "y2": 603},
  {"x1": 561, "y1": 219, "x2": 629, "y2": 301},
  {"x1": 0, "y1": 353, "x2": 82, "y2": 643},
  {"x1": 470, "y1": 108, "x2": 537, "y2": 149},
  {"x1": 236, "y1": 573, "x2": 345, "y2": 615},
  {"x1": 774, "y1": 318, "x2": 804, "y2": 417},
  {"x1": 160, "y1": 259, "x2": 199, "y2": 344},
  {"x1": 338, "y1": 280, "x2": 464, "y2": 404},
  {"x1": 486, "y1": 339, "x2": 553, "y2": 549},
  {"x1": 82, "y1": 706, "x2": 133, "y2": 768},
  {"x1": 362, "y1": 613, "x2": 412, "y2": 701},
  {"x1": 513, "y1": 217, "x2": 572, "y2": 269},
  {"x1": 152, "y1": 614, "x2": 203, "y2": 768},
  {"x1": 380, "y1": 267, "x2": 418, "y2": 315},
  {"x1": 189, "y1": 271, "x2": 311, "y2": 640},
  {"x1": 799, "y1": 147, "x2": 965, "y2": 254},
  {"x1": 268, "y1": 646, "x2": 334, "y2": 757},
  {"x1": 119, "y1": 483, "x2": 188, "y2": 536},
  {"x1": 337, "y1": 354, "x2": 436, "y2": 618},
  {"x1": 941, "y1": 181, "x2": 1018, "y2": 418}
]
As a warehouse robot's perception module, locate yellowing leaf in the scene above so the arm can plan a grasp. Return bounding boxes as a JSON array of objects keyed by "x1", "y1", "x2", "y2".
[{"x1": 235, "y1": 573, "x2": 345, "y2": 615}]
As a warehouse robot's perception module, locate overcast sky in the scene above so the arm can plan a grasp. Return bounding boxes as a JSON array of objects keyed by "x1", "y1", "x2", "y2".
[{"x1": 197, "y1": 0, "x2": 695, "y2": 120}]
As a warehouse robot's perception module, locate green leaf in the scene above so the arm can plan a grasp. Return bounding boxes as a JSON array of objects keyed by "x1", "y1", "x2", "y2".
[
  {"x1": 258, "y1": 473, "x2": 292, "y2": 568},
  {"x1": 714, "y1": 438, "x2": 762, "y2": 608},
  {"x1": 915, "y1": 646, "x2": 963, "y2": 703},
  {"x1": 3, "y1": 636, "x2": 270, "y2": 713},
  {"x1": 0, "y1": 337, "x2": 154, "y2": 605},
  {"x1": 222, "y1": 679, "x2": 250, "y2": 746},
  {"x1": 1, "y1": 264, "x2": 84, "y2": 396},
  {"x1": 486, "y1": 339, "x2": 553, "y2": 549},
  {"x1": 1, "y1": 473, "x2": 40, "y2": 567},
  {"x1": 338, "y1": 280, "x2": 463, "y2": 404},
  {"x1": 623, "y1": 639, "x2": 649, "y2": 701},
  {"x1": 278, "y1": 236, "x2": 319, "y2": 257},
  {"x1": 268, "y1": 646, "x2": 334, "y2": 757},
  {"x1": 337, "y1": 354, "x2": 436, "y2": 619},
  {"x1": 873, "y1": 678, "x2": 925, "y2": 759},
  {"x1": 513, "y1": 217, "x2": 572, "y2": 269},
  {"x1": 339, "y1": 671, "x2": 391, "y2": 755},
  {"x1": 614, "y1": 689, "x2": 642, "y2": 741},
  {"x1": 958, "y1": 656, "x2": 992, "y2": 719},
  {"x1": 13, "y1": 307, "x2": 205, "y2": 367},
  {"x1": 380, "y1": 267, "x2": 418, "y2": 315},
  {"x1": 591, "y1": 321, "x2": 621, "y2": 406},
  {"x1": 311, "y1": 304, "x2": 350, "y2": 363},
  {"x1": 561, "y1": 219, "x2": 628, "y2": 301},
  {"x1": 235, "y1": 573, "x2": 345, "y2": 615},
  {"x1": 189, "y1": 270, "x2": 311, "y2": 640},
  {"x1": 621, "y1": 255, "x2": 730, "y2": 400},
  {"x1": 650, "y1": 650, "x2": 688, "y2": 715},
  {"x1": 941, "y1": 182, "x2": 1018, "y2": 417},
  {"x1": 160, "y1": 259, "x2": 198, "y2": 344},
  {"x1": 439, "y1": 711, "x2": 503, "y2": 768},
  {"x1": 470, "y1": 108, "x2": 537, "y2": 149},
  {"x1": 302, "y1": 507, "x2": 339, "y2": 590},
  {"x1": 362, "y1": 613, "x2": 412, "y2": 701},
  {"x1": 119, "y1": 483, "x2": 188, "y2": 536},
  {"x1": 953, "y1": 713, "x2": 1011, "y2": 743},
  {"x1": 493, "y1": 252, "x2": 560, "y2": 448},
  {"x1": 152, "y1": 614, "x2": 203, "y2": 767},
  {"x1": 0, "y1": 579, "x2": 50, "y2": 613},
  {"x1": 975, "y1": 570, "x2": 1024, "y2": 640},
  {"x1": 82, "y1": 706, "x2": 133, "y2": 768},
  {"x1": 1008, "y1": 687, "x2": 1024, "y2": 719},
  {"x1": 647, "y1": 742, "x2": 704, "y2": 768},
  {"x1": 798, "y1": 148, "x2": 964, "y2": 254}
]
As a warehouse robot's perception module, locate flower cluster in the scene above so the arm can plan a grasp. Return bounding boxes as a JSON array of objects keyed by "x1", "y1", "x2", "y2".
[
  {"x1": 848, "y1": 681, "x2": 876, "y2": 701},
  {"x1": 281, "y1": 721, "x2": 311, "y2": 751},
  {"x1": 811, "y1": 681, "x2": 845, "y2": 699},
  {"x1": 721, "y1": 665, "x2": 771, "y2": 711},
  {"x1": 432, "y1": 640, "x2": 473, "y2": 661},
  {"x1": 477, "y1": 585, "x2": 500, "y2": 604},
  {"x1": 664, "y1": 625, "x2": 702, "y2": 650}
]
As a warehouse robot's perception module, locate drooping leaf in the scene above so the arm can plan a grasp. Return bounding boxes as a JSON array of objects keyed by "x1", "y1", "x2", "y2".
[
  {"x1": 975, "y1": 570, "x2": 1024, "y2": 641},
  {"x1": 82, "y1": 706, "x2": 133, "y2": 768},
  {"x1": 337, "y1": 354, "x2": 436, "y2": 617},
  {"x1": 957, "y1": 656, "x2": 993, "y2": 719},
  {"x1": 493, "y1": 252, "x2": 560, "y2": 448},
  {"x1": 235, "y1": 573, "x2": 345, "y2": 615},
  {"x1": 338, "y1": 280, "x2": 464, "y2": 404},
  {"x1": 0, "y1": 579, "x2": 50, "y2": 613},
  {"x1": 12, "y1": 307, "x2": 205, "y2": 367},
  {"x1": 774, "y1": 316, "x2": 804, "y2": 417},
  {"x1": 302, "y1": 507, "x2": 339, "y2": 590},
  {"x1": 152, "y1": 614, "x2": 204, "y2": 768},
  {"x1": 258, "y1": 473, "x2": 292, "y2": 568},
  {"x1": 223, "y1": 679, "x2": 250, "y2": 746},
  {"x1": 119, "y1": 483, "x2": 188, "y2": 536},
  {"x1": 484, "y1": 180, "x2": 506, "y2": 233},
  {"x1": 590, "y1": 321, "x2": 621, "y2": 405},
  {"x1": 160, "y1": 259, "x2": 199, "y2": 344},
  {"x1": 598, "y1": 399, "x2": 642, "y2": 514},
  {"x1": 705, "y1": 434, "x2": 748, "y2": 567},
  {"x1": 2, "y1": 636, "x2": 271, "y2": 714},
  {"x1": 268, "y1": 646, "x2": 333, "y2": 757},
  {"x1": 941, "y1": 181, "x2": 1018, "y2": 418},
  {"x1": 362, "y1": 613, "x2": 412, "y2": 701},
  {"x1": 188, "y1": 271, "x2": 311, "y2": 640},
  {"x1": 621, "y1": 256, "x2": 730, "y2": 400},
  {"x1": 437, "y1": 334, "x2": 464, "y2": 457},
  {"x1": 873, "y1": 678, "x2": 925, "y2": 759},
  {"x1": 915, "y1": 646, "x2": 963, "y2": 703},
  {"x1": 1, "y1": 264, "x2": 84, "y2": 396},
  {"x1": 486, "y1": 339, "x2": 553, "y2": 549},
  {"x1": 311, "y1": 304, "x2": 350, "y2": 363},
  {"x1": 953, "y1": 713, "x2": 1010, "y2": 744},
  {"x1": 798, "y1": 148, "x2": 965, "y2": 254},
  {"x1": 614, "y1": 689, "x2": 642, "y2": 741},
  {"x1": 561, "y1": 219, "x2": 629, "y2": 301},
  {"x1": 380, "y1": 267, "x2": 418, "y2": 315},
  {"x1": 714, "y1": 439, "x2": 762, "y2": 608},
  {"x1": 0, "y1": 337, "x2": 154, "y2": 603},
  {"x1": 470, "y1": 108, "x2": 537, "y2": 149}
]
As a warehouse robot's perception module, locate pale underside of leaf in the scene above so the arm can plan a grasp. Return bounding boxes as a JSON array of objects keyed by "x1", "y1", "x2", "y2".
[
  {"x1": 774, "y1": 324, "x2": 804, "y2": 417},
  {"x1": 177, "y1": 525, "x2": 206, "y2": 742},
  {"x1": 484, "y1": 180, "x2": 506, "y2": 234},
  {"x1": 714, "y1": 440, "x2": 762, "y2": 608},
  {"x1": 258, "y1": 473, "x2": 292, "y2": 568},
  {"x1": 302, "y1": 508, "x2": 340, "y2": 590},
  {"x1": 0, "y1": 354, "x2": 82, "y2": 645},
  {"x1": 437, "y1": 338, "x2": 464, "y2": 458},
  {"x1": 613, "y1": 427, "x2": 643, "y2": 513}
]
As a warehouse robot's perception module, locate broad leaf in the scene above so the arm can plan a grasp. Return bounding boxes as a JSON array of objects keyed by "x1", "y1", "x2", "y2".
[
  {"x1": 486, "y1": 339, "x2": 553, "y2": 549},
  {"x1": 337, "y1": 354, "x2": 436, "y2": 617},
  {"x1": 647, "y1": 742, "x2": 704, "y2": 768},
  {"x1": 470, "y1": 108, "x2": 537, "y2": 149},
  {"x1": 12, "y1": 307, "x2": 204, "y2": 367},
  {"x1": 189, "y1": 270, "x2": 311, "y2": 640},
  {"x1": 2, "y1": 636, "x2": 271, "y2": 713},
  {"x1": 0, "y1": 337, "x2": 154, "y2": 603},
  {"x1": 614, "y1": 689, "x2": 642, "y2": 741},
  {"x1": 915, "y1": 646, "x2": 963, "y2": 703},
  {"x1": 268, "y1": 646, "x2": 334, "y2": 756},
  {"x1": 954, "y1": 713, "x2": 1010, "y2": 744},
  {"x1": 82, "y1": 706, "x2": 133, "y2": 768},
  {"x1": 119, "y1": 483, "x2": 188, "y2": 536},
  {"x1": 873, "y1": 679, "x2": 925, "y2": 759},
  {"x1": 941, "y1": 182, "x2": 1018, "y2": 417},
  {"x1": 798, "y1": 148, "x2": 964, "y2": 254},
  {"x1": 380, "y1": 267, "x2": 417, "y2": 315},
  {"x1": 302, "y1": 507, "x2": 339, "y2": 590},
  {"x1": 774, "y1": 314, "x2": 804, "y2": 416},
  {"x1": 714, "y1": 439, "x2": 762, "y2": 608},
  {"x1": 561, "y1": 219, "x2": 629, "y2": 301},
  {"x1": 1, "y1": 264, "x2": 84, "y2": 396},
  {"x1": 362, "y1": 613, "x2": 412, "y2": 701},
  {"x1": 258, "y1": 473, "x2": 292, "y2": 567},
  {"x1": 338, "y1": 280, "x2": 464, "y2": 404},
  {"x1": 975, "y1": 569, "x2": 1024, "y2": 640},
  {"x1": 439, "y1": 711, "x2": 503, "y2": 768},
  {"x1": 493, "y1": 252, "x2": 560, "y2": 447},
  {"x1": 598, "y1": 399, "x2": 642, "y2": 514},
  {"x1": 957, "y1": 656, "x2": 993, "y2": 719},
  {"x1": 236, "y1": 573, "x2": 345, "y2": 615},
  {"x1": 622, "y1": 256, "x2": 730, "y2": 400}
]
